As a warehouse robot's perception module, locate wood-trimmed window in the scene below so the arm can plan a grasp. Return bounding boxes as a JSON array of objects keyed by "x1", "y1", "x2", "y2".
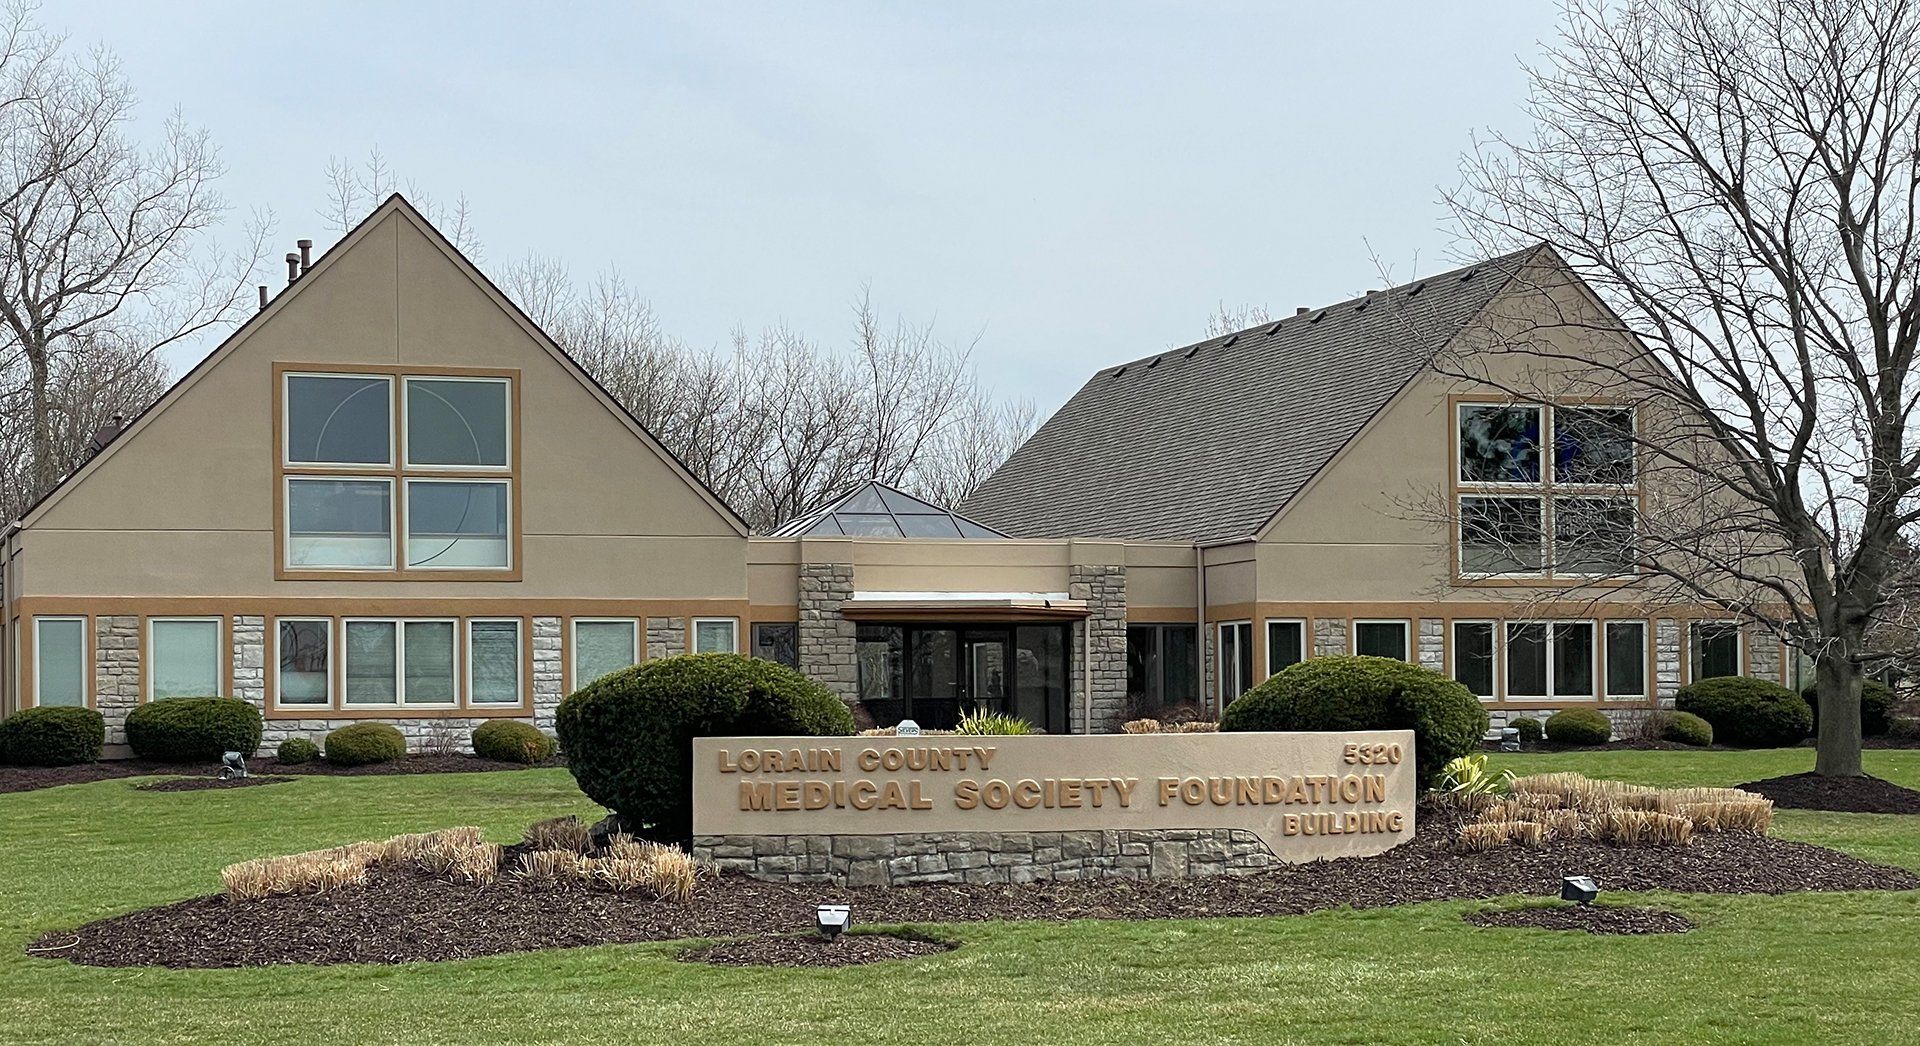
[
  {"x1": 266, "y1": 614, "x2": 532, "y2": 716},
  {"x1": 1455, "y1": 402, "x2": 1638, "y2": 581},
  {"x1": 1265, "y1": 618, "x2": 1306, "y2": 676},
  {"x1": 148, "y1": 616, "x2": 224, "y2": 700},
  {"x1": 692, "y1": 617, "x2": 739, "y2": 654},
  {"x1": 1353, "y1": 619, "x2": 1411, "y2": 661},
  {"x1": 1689, "y1": 620, "x2": 1742, "y2": 681},
  {"x1": 32, "y1": 616, "x2": 88, "y2": 708},
  {"x1": 572, "y1": 618, "x2": 640, "y2": 687},
  {"x1": 1218, "y1": 620, "x2": 1253, "y2": 703},
  {"x1": 275, "y1": 365, "x2": 520, "y2": 580}
]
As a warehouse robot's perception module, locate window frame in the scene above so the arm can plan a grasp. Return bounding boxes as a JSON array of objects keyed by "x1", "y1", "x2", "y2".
[
  {"x1": 272, "y1": 616, "x2": 335, "y2": 710},
  {"x1": 146, "y1": 615, "x2": 226, "y2": 701},
  {"x1": 1604, "y1": 619, "x2": 1650, "y2": 699},
  {"x1": 340, "y1": 616, "x2": 461, "y2": 709},
  {"x1": 402, "y1": 476, "x2": 514, "y2": 571},
  {"x1": 31, "y1": 615, "x2": 89, "y2": 709},
  {"x1": 274, "y1": 363, "x2": 520, "y2": 581},
  {"x1": 1264, "y1": 618, "x2": 1307, "y2": 676},
  {"x1": 1352, "y1": 619, "x2": 1411, "y2": 661},
  {"x1": 1450, "y1": 618, "x2": 1500, "y2": 700},
  {"x1": 692, "y1": 617, "x2": 740, "y2": 655},
  {"x1": 1502, "y1": 619, "x2": 1599, "y2": 701},
  {"x1": 1689, "y1": 620, "x2": 1744, "y2": 682},
  {"x1": 750, "y1": 621, "x2": 800, "y2": 668},
  {"x1": 571, "y1": 617, "x2": 640, "y2": 688},
  {"x1": 1452, "y1": 398, "x2": 1640, "y2": 583},
  {"x1": 465, "y1": 617, "x2": 525, "y2": 707},
  {"x1": 1217, "y1": 620, "x2": 1254, "y2": 705}
]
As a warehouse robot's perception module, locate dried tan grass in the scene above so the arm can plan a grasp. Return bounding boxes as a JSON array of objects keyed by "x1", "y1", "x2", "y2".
[
  {"x1": 514, "y1": 848, "x2": 587, "y2": 885},
  {"x1": 576, "y1": 845, "x2": 701, "y2": 900},
  {"x1": 1596, "y1": 809, "x2": 1695, "y2": 847},
  {"x1": 1455, "y1": 820, "x2": 1545, "y2": 852},
  {"x1": 1463, "y1": 774, "x2": 1761, "y2": 849},
  {"x1": 221, "y1": 846, "x2": 374, "y2": 901},
  {"x1": 1176, "y1": 720, "x2": 1219, "y2": 733},
  {"x1": 1677, "y1": 798, "x2": 1774, "y2": 833},
  {"x1": 1121, "y1": 718, "x2": 1163, "y2": 734},
  {"x1": 524, "y1": 816, "x2": 593, "y2": 854}
]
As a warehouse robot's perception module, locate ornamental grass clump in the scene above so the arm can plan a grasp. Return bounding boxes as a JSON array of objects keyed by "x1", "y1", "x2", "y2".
[
  {"x1": 524, "y1": 815, "x2": 593, "y2": 854},
  {"x1": 1462, "y1": 772, "x2": 1770, "y2": 851},
  {"x1": 1597, "y1": 810, "x2": 1695, "y2": 847},
  {"x1": 514, "y1": 849, "x2": 587, "y2": 886},
  {"x1": 955, "y1": 710, "x2": 1035, "y2": 735},
  {"x1": 221, "y1": 845, "x2": 374, "y2": 901}
]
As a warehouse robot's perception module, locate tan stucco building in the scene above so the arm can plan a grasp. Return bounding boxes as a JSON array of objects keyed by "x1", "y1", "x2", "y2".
[{"x1": 0, "y1": 197, "x2": 1789, "y2": 753}]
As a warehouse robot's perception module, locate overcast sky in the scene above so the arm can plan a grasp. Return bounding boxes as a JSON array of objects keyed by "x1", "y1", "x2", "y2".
[{"x1": 59, "y1": 1, "x2": 1559, "y2": 413}]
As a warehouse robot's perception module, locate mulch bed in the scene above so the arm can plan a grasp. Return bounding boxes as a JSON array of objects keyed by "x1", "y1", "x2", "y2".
[
  {"x1": 0, "y1": 754, "x2": 561, "y2": 795},
  {"x1": 1738, "y1": 772, "x2": 1920, "y2": 814},
  {"x1": 678, "y1": 931, "x2": 954, "y2": 968},
  {"x1": 35, "y1": 804, "x2": 1918, "y2": 969},
  {"x1": 1465, "y1": 904, "x2": 1695, "y2": 935},
  {"x1": 133, "y1": 776, "x2": 295, "y2": 794}
]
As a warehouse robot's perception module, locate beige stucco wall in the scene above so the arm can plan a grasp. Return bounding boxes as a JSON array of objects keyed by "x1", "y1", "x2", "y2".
[
  {"x1": 747, "y1": 536, "x2": 1197, "y2": 609},
  {"x1": 18, "y1": 208, "x2": 748, "y2": 602}
]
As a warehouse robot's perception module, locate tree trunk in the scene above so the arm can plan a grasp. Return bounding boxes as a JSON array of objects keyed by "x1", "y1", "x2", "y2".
[{"x1": 1813, "y1": 651, "x2": 1865, "y2": 777}]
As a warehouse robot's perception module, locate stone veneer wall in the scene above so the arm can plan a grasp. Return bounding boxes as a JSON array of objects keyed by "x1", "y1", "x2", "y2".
[
  {"x1": 797, "y1": 563, "x2": 858, "y2": 703},
  {"x1": 645, "y1": 616, "x2": 686, "y2": 660},
  {"x1": 1070, "y1": 565, "x2": 1128, "y2": 734},
  {"x1": 694, "y1": 828, "x2": 1284, "y2": 887},
  {"x1": 1416, "y1": 618, "x2": 1445, "y2": 672},
  {"x1": 93, "y1": 616, "x2": 140, "y2": 746},
  {"x1": 1312, "y1": 617, "x2": 1348, "y2": 656}
]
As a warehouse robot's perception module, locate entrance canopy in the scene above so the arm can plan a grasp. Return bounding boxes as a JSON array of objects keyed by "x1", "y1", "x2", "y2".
[
  {"x1": 771, "y1": 480, "x2": 1008, "y2": 539},
  {"x1": 843, "y1": 591, "x2": 1088, "y2": 623}
]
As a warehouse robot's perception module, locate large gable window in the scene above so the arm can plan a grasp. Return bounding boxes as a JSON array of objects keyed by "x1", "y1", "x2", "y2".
[
  {"x1": 1457, "y1": 402, "x2": 1637, "y2": 579},
  {"x1": 280, "y1": 368, "x2": 516, "y2": 576}
]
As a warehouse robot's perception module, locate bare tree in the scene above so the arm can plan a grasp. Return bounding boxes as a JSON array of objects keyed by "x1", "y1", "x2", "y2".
[
  {"x1": 0, "y1": 333, "x2": 166, "y2": 519},
  {"x1": 0, "y1": 3, "x2": 262, "y2": 509},
  {"x1": 1199, "y1": 301, "x2": 1274, "y2": 339},
  {"x1": 320, "y1": 146, "x2": 480, "y2": 259},
  {"x1": 1440, "y1": 0, "x2": 1920, "y2": 775}
]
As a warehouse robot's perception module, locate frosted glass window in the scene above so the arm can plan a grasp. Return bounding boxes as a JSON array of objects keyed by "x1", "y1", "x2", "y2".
[
  {"x1": 34, "y1": 618, "x2": 85, "y2": 707},
  {"x1": 469, "y1": 621, "x2": 521, "y2": 704},
  {"x1": 277, "y1": 619, "x2": 331, "y2": 705},
  {"x1": 574, "y1": 621, "x2": 638, "y2": 685},
  {"x1": 694, "y1": 619, "x2": 737, "y2": 654},
  {"x1": 150, "y1": 619, "x2": 221, "y2": 699}
]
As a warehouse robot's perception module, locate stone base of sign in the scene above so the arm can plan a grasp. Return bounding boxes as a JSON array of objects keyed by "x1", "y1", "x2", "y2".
[{"x1": 693, "y1": 828, "x2": 1285, "y2": 887}]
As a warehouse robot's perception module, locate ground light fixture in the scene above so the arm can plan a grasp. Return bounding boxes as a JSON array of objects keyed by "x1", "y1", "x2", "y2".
[
  {"x1": 816, "y1": 904, "x2": 851, "y2": 940},
  {"x1": 219, "y1": 752, "x2": 248, "y2": 780},
  {"x1": 1561, "y1": 875, "x2": 1599, "y2": 905}
]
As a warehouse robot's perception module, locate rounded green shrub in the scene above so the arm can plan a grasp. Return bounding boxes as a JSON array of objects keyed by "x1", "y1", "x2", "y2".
[
  {"x1": 324, "y1": 723, "x2": 407, "y2": 766},
  {"x1": 0, "y1": 706, "x2": 106, "y2": 766},
  {"x1": 1217, "y1": 655, "x2": 1488, "y2": 790},
  {"x1": 276, "y1": 737, "x2": 320, "y2": 765},
  {"x1": 1656, "y1": 710, "x2": 1714, "y2": 747},
  {"x1": 471, "y1": 720, "x2": 556, "y2": 764},
  {"x1": 1544, "y1": 707, "x2": 1612, "y2": 746},
  {"x1": 556, "y1": 653, "x2": 856, "y2": 842},
  {"x1": 1510, "y1": 717, "x2": 1544, "y2": 744},
  {"x1": 1677, "y1": 676, "x2": 1811, "y2": 747},
  {"x1": 1804, "y1": 678, "x2": 1896, "y2": 737},
  {"x1": 124, "y1": 697, "x2": 263, "y2": 762}
]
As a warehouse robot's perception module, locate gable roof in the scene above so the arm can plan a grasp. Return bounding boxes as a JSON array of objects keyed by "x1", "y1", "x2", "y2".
[
  {"x1": 17, "y1": 194, "x2": 751, "y2": 536},
  {"x1": 770, "y1": 479, "x2": 1007, "y2": 539},
  {"x1": 959, "y1": 246, "x2": 1543, "y2": 543}
]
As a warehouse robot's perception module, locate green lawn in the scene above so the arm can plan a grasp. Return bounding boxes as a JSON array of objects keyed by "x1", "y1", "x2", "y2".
[{"x1": 0, "y1": 750, "x2": 1914, "y2": 1045}]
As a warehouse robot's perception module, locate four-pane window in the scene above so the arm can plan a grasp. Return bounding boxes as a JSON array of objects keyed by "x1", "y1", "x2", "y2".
[{"x1": 1457, "y1": 402, "x2": 1637, "y2": 578}]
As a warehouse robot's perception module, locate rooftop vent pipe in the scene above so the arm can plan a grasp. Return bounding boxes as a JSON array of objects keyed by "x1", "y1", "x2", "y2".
[
  {"x1": 257, "y1": 285, "x2": 268, "y2": 311},
  {"x1": 297, "y1": 239, "x2": 313, "y2": 273},
  {"x1": 1295, "y1": 306, "x2": 1308, "y2": 315},
  {"x1": 285, "y1": 253, "x2": 300, "y2": 284}
]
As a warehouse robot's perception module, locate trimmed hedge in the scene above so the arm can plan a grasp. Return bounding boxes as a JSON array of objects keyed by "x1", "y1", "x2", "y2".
[
  {"x1": 472, "y1": 720, "x2": 556, "y2": 764},
  {"x1": 1677, "y1": 676, "x2": 1811, "y2": 747},
  {"x1": 276, "y1": 737, "x2": 320, "y2": 764},
  {"x1": 124, "y1": 697, "x2": 263, "y2": 762},
  {"x1": 1804, "y1": 679, "x2": 1896, "y2": 737},
  {"x1": 0, "y1": 706, "x2": 105, "y2": 766},
  {"x1": 1656, "y1": 710, "x2": 1714, "y2": 747},
  {"x1": 1510, "y1": 717, "x2": 1544, "y2": 744},
  {"x1": 555, "y1": 653, "x2": 856, "y2": 843},
  {"x1": 324, "y1": 723, "x2": 407, "y2": 766},
  {"x1": 1217, "y1": 655, "x2": 1488, "y2": 790},
  {"x1": 1544, "y1": 708, "x2": 1612, "y2": 746}
]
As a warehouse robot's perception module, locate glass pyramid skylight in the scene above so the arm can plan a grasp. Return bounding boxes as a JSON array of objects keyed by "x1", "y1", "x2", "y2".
[{"x1": 770, "y1": 481, "x2": 1007, "y2": 539}]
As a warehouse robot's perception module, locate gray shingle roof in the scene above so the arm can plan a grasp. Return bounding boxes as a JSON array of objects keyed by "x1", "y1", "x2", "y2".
[{"x1": 960, "y1": 247, "x2": 1542, "y2": 543}]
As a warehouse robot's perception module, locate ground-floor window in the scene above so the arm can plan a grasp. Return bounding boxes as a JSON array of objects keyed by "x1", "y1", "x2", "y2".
[
  {"x1": 345, "y1": 619, "x2": 456, "y2": 706},
  {"x1": 856, "y1": 623, "x2": 1069, "y2": 732},
  {"x1": 1354, "y1": 619, "x2": 1410, "y2": 661},
  {"x1": 468, "y1": 620, "x2": 522, "y2": 705},
  {"x1": 692, "y1": 617, "x2": 738, "y2": 654},
  {"x1": 1505, "y1": 621, "x2": 1595, "y2": 700},
  {"x1": 1266, "y1": 619, "x2": 1305, "y2": 675},
  {"x1": 276, "y1": 619, "x2": 332, "y2": 705},
  {"x1": 1127, "y1": 623, "x2": 1198, "y2": 714},
  {"x1": 269, "y1": 615, "x2": 529, "y2": 713},
  {"x1": 573, "y1": 619, "x2": 638, "y2": 686},
  {"x1": 148, "y1": 617, "x2": 223, "y2": 700},
  {"x1": 752, "y1": 622, "x2": 799, "y2": 667},
  {"x1": 33, "y1": 616, "x2": 87, "y2": 707},
  {"x1": 1690, "y1": 621, "x2": 1741, "y2": 680},
  {"x1": 1605, "y1": 621, "x2": 1647, "y2": 698},
  {"x1": 1218, "y1": 621, "x2": 1253, "y2": 703},
  {"x1": 1453, "y1": 620, "x2": 1497, "y2": 698},
  {"x1": 1449, "y1": 617, "x2": 1648, "y2": 702}
]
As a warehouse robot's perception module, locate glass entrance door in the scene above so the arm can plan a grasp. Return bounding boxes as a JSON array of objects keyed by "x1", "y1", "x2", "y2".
[{"x1": 960, "y1": 629, "x2": 1009, "y2": 717}]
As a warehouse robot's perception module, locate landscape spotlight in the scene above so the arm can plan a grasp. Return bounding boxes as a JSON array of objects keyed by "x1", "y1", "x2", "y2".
[
  {"x1": 220, "y1": 751, "x2": 248, "y2": 780},
  {"x1": 1561, "y1": 875, "x2": 1599, "y2": 905},
  {"x1": 816, "y1": 904, "x2": 851, "y2": 941}
]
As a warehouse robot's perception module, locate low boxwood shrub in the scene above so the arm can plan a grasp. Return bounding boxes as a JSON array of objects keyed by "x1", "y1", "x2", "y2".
[
  {"x1": 1804, "y1": 679, "x2": 1896, "y2": 737},
  {"x1": 276, "y1": 737, "x2": 320, "y2": 764},
  {"x1": 1655, "y1": 710, "x2": 1714, "y2": 747},
  {"x1": 556, "y1": 653, "x2": 856, "y2": 843},
  {"x1": 1509, "y1": 717, "x2": 1544, "y2": 745},
  {"x1": 1544, "y1": 708, "x2": 1612, "y2": 746},
  {"x1": 125, "y1": 697, "x2": 263, "y2": 762},
  {"x1": 325, "y1": 723, "x2": 407, "y2": 766},
  {"x1": 1677, "y1": 676, "x2": 1811, "y2": 747},
  {"x1": 1217, "y1": 655, "x2": 1488, "y2": 790},
  {"x1": 0, "y1": 706, "x2": 106, "y2": 766},
  {"x1": 471, "y1": 720, "x2": 556, "y2": 764}
]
